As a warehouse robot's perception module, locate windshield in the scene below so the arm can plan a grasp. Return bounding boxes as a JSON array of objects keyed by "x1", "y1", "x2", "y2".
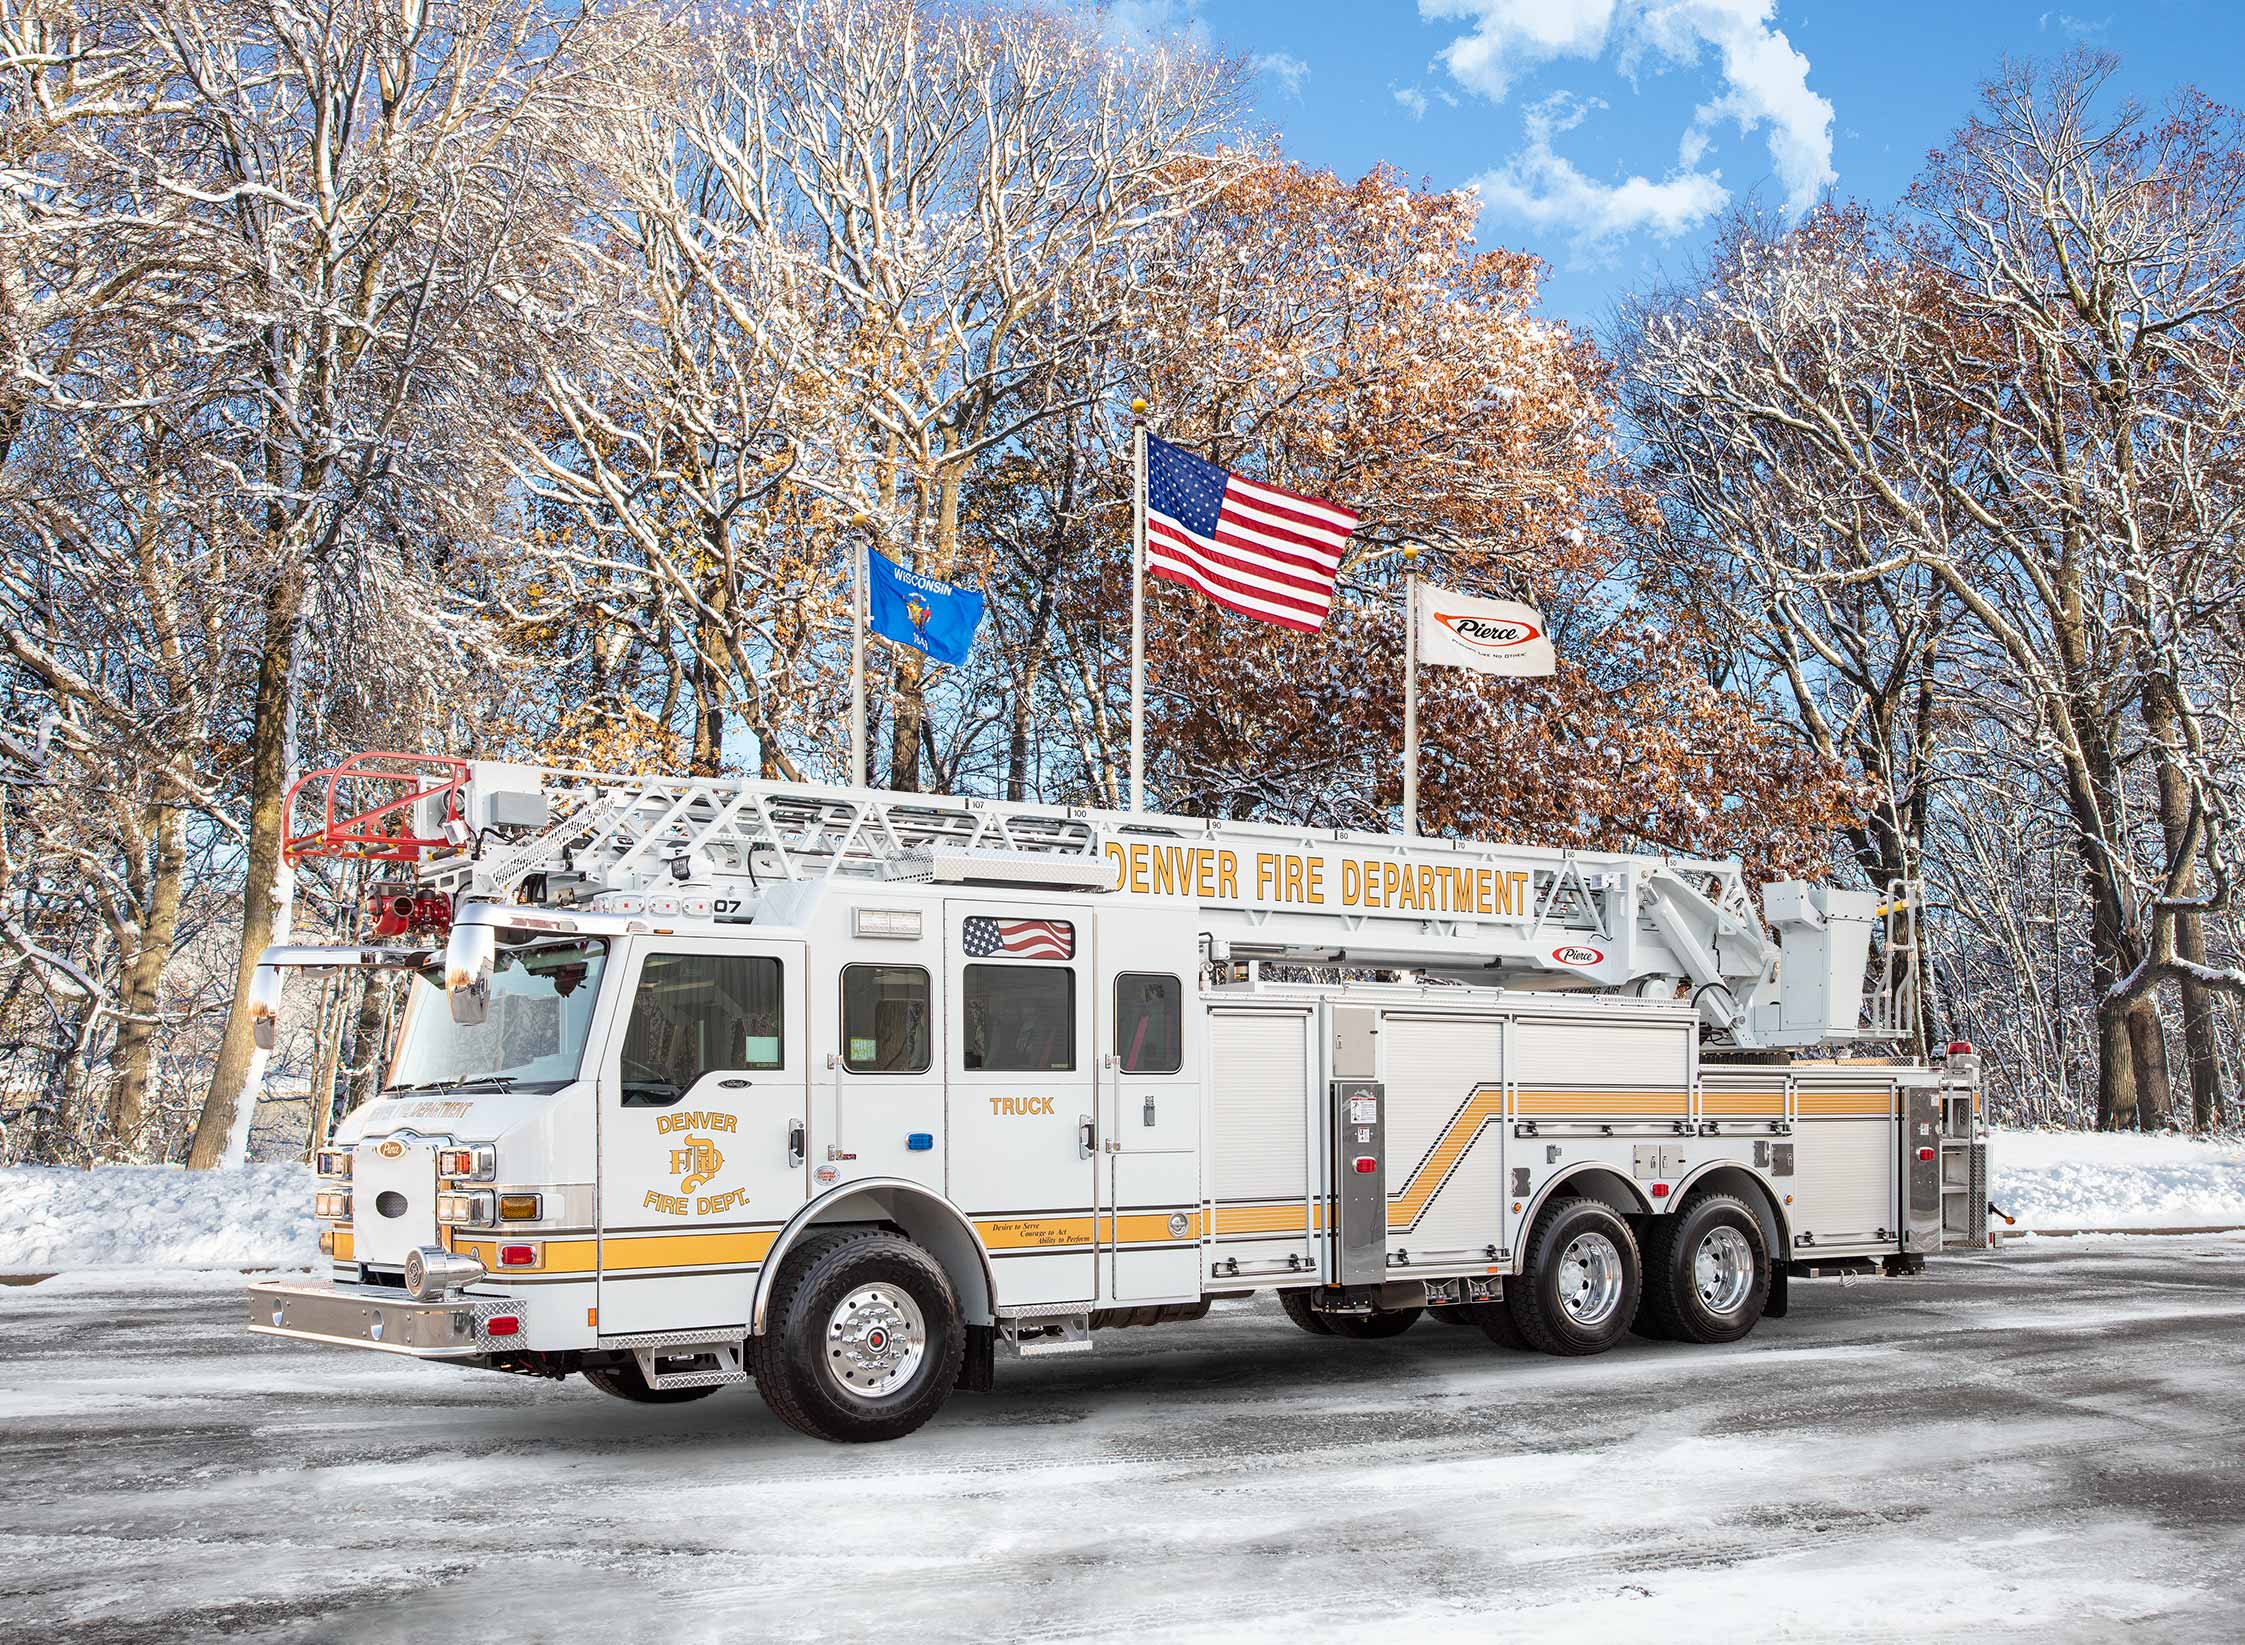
[{"x1": 389, "y1": 939, "x2": 608, "y2": 1095}]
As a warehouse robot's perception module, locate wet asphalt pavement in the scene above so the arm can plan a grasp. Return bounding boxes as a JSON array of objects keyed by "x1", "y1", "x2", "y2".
[{"x1": 3, "y1": 1238, "x2": 2243, "y2": 1643}]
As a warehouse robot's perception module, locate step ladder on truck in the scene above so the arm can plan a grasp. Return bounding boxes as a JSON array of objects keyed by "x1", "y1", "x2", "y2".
[{"x1": 246, "y1": 751, "x2": 1987, "y2": 1442}]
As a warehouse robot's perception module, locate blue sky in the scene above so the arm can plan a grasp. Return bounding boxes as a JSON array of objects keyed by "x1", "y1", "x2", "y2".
[{"x1": 1106, "y1": 1, "x2": 2245, "y2": 332}]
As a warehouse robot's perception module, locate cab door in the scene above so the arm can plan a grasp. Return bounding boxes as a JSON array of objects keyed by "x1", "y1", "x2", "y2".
[
  {"x1": 1098, "y1": 904, "x2": 1202, "y2": 1303},
  {"x1": 943, "y1": 899, "x2": 1096, "y2": 1306},
  {"x1": 595, "y1": 935, "x2": 806, "y2": 1336}
]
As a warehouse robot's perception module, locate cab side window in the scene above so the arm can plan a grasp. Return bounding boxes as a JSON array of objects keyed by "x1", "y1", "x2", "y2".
[
  {"x1": 842, "y1": 964, "x2": 931, "y2": 1073},
  {"x1": 1114, "y1": 973, "x2": 1182, "y2": 1073},
  {"x1": 961, "y1": 965, "x2": 1074, "y2": 1071},
  {"x1": 619, "y1": 953, "x2": 783, "y2": 1095}
]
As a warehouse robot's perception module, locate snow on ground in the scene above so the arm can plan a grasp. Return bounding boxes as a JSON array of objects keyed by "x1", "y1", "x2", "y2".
[
  {"x1": 1990, "y1": 1127, "x2": 2245, "y2": 1231},
  {"x1": 5, "y1": 1241, "x2": 2245, "y2": 1642},
  {"x1": 0, "y1": 1163, "x2": 316, "y2": 1271},
  {"x1": 5, "y1": 1128, "x2": 2245, "y2": 1274}
]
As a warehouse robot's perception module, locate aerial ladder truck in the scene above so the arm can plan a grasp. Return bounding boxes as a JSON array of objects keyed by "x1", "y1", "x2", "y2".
[{"x1": 246, "y1": 752, "x2": 1986, "y2": 1443}]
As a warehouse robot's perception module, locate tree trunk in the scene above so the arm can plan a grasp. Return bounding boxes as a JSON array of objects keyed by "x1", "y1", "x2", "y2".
[
  {"x1": 187, "y1": 566, "x2": 307, "y2": 1169},
  {"x1": 2094, "y1": 989, "x2": 2137, "y2": 1131},
  {"x1": 106, "y1": 799, "x2": 187, "y2": 1156},
  {"x1": 2126, "y1": 999, "x2": 2174, "y2": 1130},
  {"x1": 2143, "y1": 672, "x2": 2227, "y2": 1129},
  {"x1": 344, "y1": 970, "x2": 391, "y2": 1117}
]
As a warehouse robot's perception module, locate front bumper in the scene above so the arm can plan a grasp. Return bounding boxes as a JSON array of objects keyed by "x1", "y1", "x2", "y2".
[{"x1": 247, "y1": 1279, "x2": 504, "y2": 1359}]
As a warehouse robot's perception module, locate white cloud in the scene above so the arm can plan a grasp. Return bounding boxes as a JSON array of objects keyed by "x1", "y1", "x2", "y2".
[
  {"x1": 2042, "y1": 11, "x2": 2110, "y2": 37},
  {"x1": 1423, "y1": 0, "x2": 1834, "y2": 227},
  {"x1": 1252, "y1": 51, "x2": 1310, "y2": 98},
  {"x1": 1394, "y1": 84, "x2": 1431, "y2": 120},
  {"x1": 1096, "y1": 0, "x2": 1209, "y2": 50},
  {"x1": 1465, "y1": 90, "x2": 1728, "y2": 247}
]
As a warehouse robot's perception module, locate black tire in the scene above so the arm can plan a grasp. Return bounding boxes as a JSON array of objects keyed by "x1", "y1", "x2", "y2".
[
  {"x1": 581, "y1": 1360, "x2": 723, "y2": 1405},
  {"x1": 1634, "y1": 1192, "x2": 1770, "y2": 1345},
  {"x1": 1426, "y1": 1304, "x2": 1477, "y2": 1328},
  {"x1": 1325, "y1": 1306, "x2": 1422, "y2": 1340},
  {"x1": 749, "y1": 1229, "x2": 964, "y2": 1443},
  {"x1": 1279, "y1": 1288, "x2": 1336, "y2": 1335},
  {"x1": 1467, "y1": 1296, "x2": 1530, "y2": 1349},
  {"x1": 1505, "y1": 1196, "x2": 1642, "y2": 1357}
]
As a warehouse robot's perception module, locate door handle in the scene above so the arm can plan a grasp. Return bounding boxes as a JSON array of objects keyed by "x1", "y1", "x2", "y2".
[
  {"x1": 1078, "y1": 1115, "x2": 1095, "y2": 1159},
  {"x1": 788, "y1": 1120, "x2": 806, "y2": 1168}
]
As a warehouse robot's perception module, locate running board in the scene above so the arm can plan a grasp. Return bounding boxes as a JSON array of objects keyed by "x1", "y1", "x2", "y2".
[
  {"x1": 632, "y1": 1341, "x2": 748, "y2": 1390},
  {"x1": 998, "y1": 1304, "x2": 1093, "y2": 1357}
]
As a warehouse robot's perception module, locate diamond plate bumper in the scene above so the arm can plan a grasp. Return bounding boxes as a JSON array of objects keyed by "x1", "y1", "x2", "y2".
[{"x1": 247, "y1": 1279, "x2": 501, "y2": 1358}]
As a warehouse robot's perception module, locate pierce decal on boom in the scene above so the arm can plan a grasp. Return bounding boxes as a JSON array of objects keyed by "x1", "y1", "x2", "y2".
[{"x1": 1551, "y1": 944, "x2": 1605, "y2": 968}]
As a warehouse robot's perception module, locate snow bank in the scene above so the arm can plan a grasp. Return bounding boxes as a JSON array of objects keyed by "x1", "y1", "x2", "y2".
[
  {"x1": 3, "y1": 1132, "x2": 2242, "y2": 1273},
  {"x1": 1990, "y1": 1128, "x2": 2245, "y2": 1230},
  {"x1": 0, "y1": 1163, "x2": 317, "y2": 1272}
]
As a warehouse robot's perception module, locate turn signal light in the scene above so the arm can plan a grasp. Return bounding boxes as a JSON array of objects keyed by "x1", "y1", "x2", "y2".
[
  {"x1": 484, "y1": 1315, "x2": 522, "y2": 1338},
  {"x1": 497, "y1": 1193, "x2": 543, "y2": 1222},
  {"x1": 497, "y1": 1244, "x2": 537, "y2": 1268}
]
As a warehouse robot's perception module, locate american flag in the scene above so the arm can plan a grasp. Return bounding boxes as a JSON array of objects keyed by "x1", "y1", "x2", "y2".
[
  {"x1": 1144, "y1": 433, "x2": 1358, "y2": 633},
  {"x1": 962, "y1": 916, "x2": 1074, "y2": 961}
]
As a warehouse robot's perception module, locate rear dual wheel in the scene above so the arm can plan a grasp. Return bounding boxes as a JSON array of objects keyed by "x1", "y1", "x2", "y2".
[{"x1": 1633, "y1": 1192, "x2": 1771, "y2": 1345}]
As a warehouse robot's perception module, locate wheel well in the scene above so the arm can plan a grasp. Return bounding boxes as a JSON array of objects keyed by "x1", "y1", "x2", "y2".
[
  {"x1": 751, "y1": 1181, "x2": 994, "y2": 1334},
  {"x1": 1524, "y1": 1164, "x2": 1650, "y2": 1242},
  {"x1": 1674, "y1": 1163, "x2": 1791, "y2": 1261}
]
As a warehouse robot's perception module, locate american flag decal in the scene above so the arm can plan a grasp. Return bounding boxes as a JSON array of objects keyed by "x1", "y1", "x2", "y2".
[{"x1": 962, "y1": 916, "x2": 1074, "y2": 961}]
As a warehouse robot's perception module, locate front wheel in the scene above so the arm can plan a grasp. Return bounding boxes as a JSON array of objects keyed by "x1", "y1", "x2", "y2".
[
  {"x1": 1634, "y1": 1192, "x2": 1770, "y2": 1345},
  {"x1": 1505, "y1": 1197, "x2": 1642, "y2": 1357},
  {"x1": 750, "y1": 1230, "x2": 964, "y2": 1443}
]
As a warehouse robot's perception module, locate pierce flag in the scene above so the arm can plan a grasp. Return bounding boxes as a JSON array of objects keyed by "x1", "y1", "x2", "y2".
[{"x1": 1414, "y1": 583, "x2": 1555, "y2": 677}]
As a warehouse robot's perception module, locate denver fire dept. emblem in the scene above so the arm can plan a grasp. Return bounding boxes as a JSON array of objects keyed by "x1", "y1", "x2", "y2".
[{"x1": 670, "y1": 1134, "x2": 725, "y2": 1195}]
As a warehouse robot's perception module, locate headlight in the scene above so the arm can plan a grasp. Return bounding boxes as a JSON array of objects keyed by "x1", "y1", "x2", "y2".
[
  {"x1": 314, "y1": 1190, "x2": 352, "y2": 1219},
  {"x1": 437, "y1": 1145, "x2": 497, "y2": 1180},
  {"x1": 316, "y1": 1149, "x2": 353, "y2": 1180},
  {"x1": 436, "y1": 1190, "x2": 495, "y2": 1226}
]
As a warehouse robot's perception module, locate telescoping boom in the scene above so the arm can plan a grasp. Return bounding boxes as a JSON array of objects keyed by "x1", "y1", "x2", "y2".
[{"x1": 246, "y1": 752, "x2": 1982, "y2": 1443}]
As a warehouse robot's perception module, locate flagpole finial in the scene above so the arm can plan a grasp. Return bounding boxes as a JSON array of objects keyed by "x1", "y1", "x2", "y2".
[{"x1": 1130, "y1": 398, "x2": 1148, "y2": 418}]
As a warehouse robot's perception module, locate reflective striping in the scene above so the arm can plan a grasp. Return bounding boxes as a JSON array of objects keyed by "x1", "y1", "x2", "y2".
[
  {"x1": 1796, "y1": 1089, "x2": 1896, "y2": 1117},
  {"x1": 1104, "y1": 1211, "x2": 1204, "y2": 1244},
  {"x1": 1701, "y1": 1087, "x2": 1787, "y2": 1117},
  {"x1": 1385, "y1": 1088, "x2": 1505, "y2": 1231},
  {"x1": 1515, "y1": 1087, "x2": 1691, "y2": 1116},
  {"x1": 454, "y1": 1236, "x2": 596, "y2": 1276},
  {"x1": 1209, "y1": 1200, "x2": 1323, "y2": 1236},
  {"x1": 599, "y1": 1229, "x2": 777, "y2": 1271}
]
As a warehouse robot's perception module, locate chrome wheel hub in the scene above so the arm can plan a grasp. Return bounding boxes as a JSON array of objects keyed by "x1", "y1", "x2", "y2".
[
  {"x1": 1557, "y1": 1231, "x2": 1625, "y2": 1327},
  {"x1": 1694, "y1": 1225, "x2": 1755, "y2": 1315},
  {"x1": 825, "y1": 1283, "x2": 927, "y2": 1400}
]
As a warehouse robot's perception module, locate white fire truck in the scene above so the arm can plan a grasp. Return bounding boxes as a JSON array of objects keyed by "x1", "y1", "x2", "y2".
[{"x1": 246, "y1": 753, "x2": 1986, "y2": 1443}]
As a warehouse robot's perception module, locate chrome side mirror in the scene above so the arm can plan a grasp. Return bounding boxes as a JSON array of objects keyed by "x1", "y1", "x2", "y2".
[
  {"x1": 248, "y1": 965, "x2": 283, "y2": 1051},
  {"x1": 444, "y1": 922, "x2": 495, "y2": 1026}
]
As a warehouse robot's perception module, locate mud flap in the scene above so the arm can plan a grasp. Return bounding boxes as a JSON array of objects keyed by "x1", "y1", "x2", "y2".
[
  {"x1": 1763, "y1": 1260, "x2": 1789, "y2": 1319},
  {"x1": 956, "y1": 1322, "x2": 995, "y2": 1393}
]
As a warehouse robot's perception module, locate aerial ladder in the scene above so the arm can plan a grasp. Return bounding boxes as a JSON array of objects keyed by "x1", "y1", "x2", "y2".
[{"x1": 271, "y1": 751, "x2": 1899, "y2": 1052}]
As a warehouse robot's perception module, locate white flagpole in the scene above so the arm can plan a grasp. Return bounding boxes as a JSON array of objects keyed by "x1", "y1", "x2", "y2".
[
  {"x1": 1402, "y1": 543, "x2": 1420, "y2": 836},
  {"x1": 1129, "y1": 399, "x2": 1148, "y2": 814},
  {"x1": 849, "y1": 512, "x2": 868, "y2": 789}
]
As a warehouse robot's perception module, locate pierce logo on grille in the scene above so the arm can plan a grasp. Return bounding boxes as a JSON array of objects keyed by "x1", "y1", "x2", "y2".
[{"x1": 377, "y1": 1139, "x2": 406, "y2": 1159}]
